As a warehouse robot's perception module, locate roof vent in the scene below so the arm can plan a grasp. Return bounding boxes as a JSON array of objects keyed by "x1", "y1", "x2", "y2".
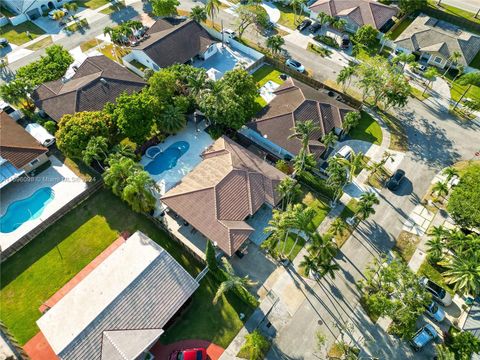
[{"x1": 100, "y1": 78, "x2": 108, "y2": 86}]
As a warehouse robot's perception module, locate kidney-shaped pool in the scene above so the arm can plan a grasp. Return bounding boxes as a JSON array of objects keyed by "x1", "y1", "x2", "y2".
[{"x1": 144, "y1": 141, "x2": 190, "y2": 176}]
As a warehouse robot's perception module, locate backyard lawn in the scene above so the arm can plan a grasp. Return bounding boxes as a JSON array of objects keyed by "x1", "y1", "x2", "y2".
[
  {"x1": 348, "y1": 111, "x2": 383, "y2": 145},
  {"x1": 0, "y1": 22, "x2": 45, "y2": 45},
  {"x1": 449, "y1": 78, "x2": 480, "y2": 104},
  {"x1": 161, "y1": 274, "x2": 253, "y2": 348},
  {"x1": 0, "y1": 189, "x2": 203, "y2": 345},
  {"x1": 252, "y1": 64, "x2": 285, "y2": 108},
  {"x1": 387, "y1": 17, "x2": 414, "y2": 40}
]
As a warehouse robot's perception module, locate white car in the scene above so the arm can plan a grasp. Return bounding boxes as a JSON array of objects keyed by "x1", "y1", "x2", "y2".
[
  {"x1": 334, "y1": 145, "x2": 353, "y2": 161},
  {"x1": 285, "y1": 59, "x2": 305, "y2": 73},
  {"x1": 425, "y1": 301, "x2": 446, "y2": 323},
  {"x1": 48, "y1": 8, "x2": 68, "y2": 20}
]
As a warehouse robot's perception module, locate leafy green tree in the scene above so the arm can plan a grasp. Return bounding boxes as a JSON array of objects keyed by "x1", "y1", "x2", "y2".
[
  {"x1": 266, "y1": 35, "x2": 285, "y2": 55},
  {"x1": 235, "y1": 5, "x2": 258, "y2": 38},
  {"x1": 43, "y1": 120, "x2": 57, "y2": 134},
  {"x1": 0, "y1": 78, "x2": 34, "y2": 107},
  {"x1": 434, "y1": 345, "x2": 455, "y2": 360},
  {"x1": 190, "y1": 5, "x2": 207, "y2": 23},
  {"x1": 151, "y1": 0, "x2": 179, "y2": 16},
  {"x1": 56, "y1": 111, "x2": 114, "y2": 158},
  {"x1": 337, "y1": 65, "x2": 356, "y2": 93},
  {"x1": 393, "y1": 52, "x2": 415, "y2": 70},
  {"x1": 398, "y1": 0, "x2": 426, "y2": 14},
  {"x1": 239, "y1": 330, "x2": 270, "y2": 360},
  {"x1": 110, "y1": 92, "x2": 155, "y2": 144},
  {"x1": 15, "y1": 45, "x2": 73, "y2": 86},
  {"x1": 331, "y1": 17, "x2": 347, "y2": 31},
  {"x1": 454, "y1": 71, "x2": 480, "y2": 109},
  {"x1": 383, "y1": 73, "x2": 411, "y2": 110},
  {"x1": 205, "y1": 0, "x2": 221, "y2": 25},
  {"x1": 342, "y1": 111, "x2": 360, "y2": 134},
  {"x1": 122, "y1": 170, "x2": 157, "y2": 213},
  {"x1": 213, "y1": 258, "x2": 257, "y2": 304},
  {"x1": 448, "y1": 165, "x2": 480, "y2": 228},
  {"x1": 147, "y1": 67, "x2": 181, "y2": 104},
  {"x1": 438, "y1": 254, "x2": 480, "y2": 295},
  {"x1": 354, "y1": 25, "x2": 379, "y2": 48},
  {"x1": 205, "y1": 239, "x2": 218, "y2": 271},
  {"x1": 447, "y1": 330, "x2": 480, "y2": 360},
  {"x1": 82, "y1": 136, "x2": 109, "y2": 170}
]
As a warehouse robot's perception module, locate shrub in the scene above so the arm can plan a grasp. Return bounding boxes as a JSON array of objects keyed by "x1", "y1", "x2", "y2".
[
  {"x1": 447, "y1": 164, "x2": 480, "y2": 228},
  {"x1": 238, "y1": 330, "x2": 270, "y2": 360},
  {"x1": 298, "y1": 171, "x2": 336, "y2": 199},
  {"x1": 314, "y1": 35, "x2": 339, "y2": 48},
  {"x1": 43, "y1": 120, "x2": 57, "y2": 134}
]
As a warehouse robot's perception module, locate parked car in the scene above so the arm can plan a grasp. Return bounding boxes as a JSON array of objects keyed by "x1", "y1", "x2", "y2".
[
  {"x1": 410, "y1": 324, "x2": 438, "y2": 351},
  {"x1": 169, "y1": 348, "x2": 207, "y2": 360},
  {"x1": 297, "y1": 19, "x2": 312, "y2": 31},
  {"x1": 223, "y1": 28, "x2": 236, "y2": 38},
  {"x1": 341, "y1": 35, "x2": 350, "y2": 49},
  {"x1": 0, "y1": 38, "x2": 9, "y2": 47},
  {"x1": 334, "y1": 145, "x2": 353, "y2": 161},
  {"x1": 285, "y1": 59, "x2": 305, "y2": 73},
  {"x1": 425, "y1": 301, "x2": 446, "y2": 323},
  {"x1": 308, "y1": 22, "x2": 321, "y2": 33},
  {"x1": 386, "y1": 169, "x2": 405, "y2": 190},
  {"x1": 418, "y1": 64, "x2": 427, "y2": 72},
  {"x1": 420, "y1": 277, "x2": 453, "y2": 306}
]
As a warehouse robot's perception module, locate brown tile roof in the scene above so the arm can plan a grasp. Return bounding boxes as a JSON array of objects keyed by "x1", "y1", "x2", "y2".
[
  {"x1": 136, "y1": 19, "x2": 217, "y2": 68},
  {"x1": 31, "y1": 55, "x2": 146, "y2": 122},
  {"x1": 0, "y1": 111, "x2": 47, "y2": 169},
  {"x1": 309, "y1": 0, "x2": 398, "y2": 30},
  {"x1": 247, "y1": 78, "x2": 354, "y2": 159},
  {"x1": 161, "y1": 136, "x2": 286, "y2": 256}
]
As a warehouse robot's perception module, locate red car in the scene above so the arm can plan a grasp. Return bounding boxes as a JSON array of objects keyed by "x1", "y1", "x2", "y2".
[{"x1": 169, "y1": 348, "x2": 207, "y2": 360}]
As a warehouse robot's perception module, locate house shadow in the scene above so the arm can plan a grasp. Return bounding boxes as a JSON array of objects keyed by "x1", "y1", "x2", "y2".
[{"x1": 107, "y1": 5, "x2": 140, "y2": 24}]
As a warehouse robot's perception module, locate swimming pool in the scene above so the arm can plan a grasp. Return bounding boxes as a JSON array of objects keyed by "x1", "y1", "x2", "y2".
[
  {"x1": 144, "y1": 141, "x2": 190, "y2": 176},
  {"x1": 0, "y1": 187, "x2": 55, "y2": 233}
]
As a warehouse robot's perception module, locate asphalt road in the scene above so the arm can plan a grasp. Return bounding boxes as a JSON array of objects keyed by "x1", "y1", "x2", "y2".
[{"x1": 439, "y1": 0, "x2": 480, "y2": 14}]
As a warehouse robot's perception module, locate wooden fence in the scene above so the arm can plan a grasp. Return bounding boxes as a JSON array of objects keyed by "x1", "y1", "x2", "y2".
[{"x1": 0, "y1": 181, "x2": 104, "y2": 262}]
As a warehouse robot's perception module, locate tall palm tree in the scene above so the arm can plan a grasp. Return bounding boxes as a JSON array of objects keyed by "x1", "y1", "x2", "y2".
[
  {"x1": 213, "y1": 258, "x2": 258, "y2": 304},
  {"x1": 426, "y1": 236, "x2": 444, "y2": 263},
  {"x1": 308, "y1": 232, "x2": 337, "y2": 259},
  {"x1": 287, "y1": 205, "x2": 315, "y2": 257},
  {"x1": 442, "y1": 167, "x2": 459, "y2": 182},
  {"x1": 300, "y1": 254, "x2": 318, "y2": 277},
  {"x1": 122, "y1": 171, "x2": 157, "y2": 213},
  {"x1": 356, "y1": 192, "x2": 379, "y2": 221},
  {"x1": 337, "y1": 65, "x2": 356, "y2": 93},
  {"x1": 190, "y1": 5, "x2": 207, "y2": 23},
  {"x1": 434, "y1": 345, "x2": 455, "y2": 360},
  {"x1": 330, "y1": 17, "x2": 347, "y2": 32},
  {"x1": 338, "y1": 150, "x2": 364, "y2": 182},
  {"x1": 187, "y1": 70, "x2": 208, "y2": 99},
  {"x1": 429, "y1": 225, "x2": 447, "y2": 239},
  {"x1": 277, "y1": 176, "x2": 300, "y2": 209},
  {"x1": 266, "y1": 35, "x2": 285, "y2": 55},
  {"x1": 112, "y1": 143, "x2": 136, "y2": 160},
  {"x1": 205, "y1": 0, "x2": 221, "y2": 26},
  {"x1": 317, "y1": 258, "x2": 340, "y2": 279},
  {"x1": 342, "y1": 111, "x2": 360, "y2": 134},
  {"x1": 438, "y1": 254, "x2": 480, "y2": 295},
  {"x1": 330, "y1": 218, "x2": 347, "y2": 237},
  {"x1": 263, "y1": 210, "x2": 287, "y2": 256},
  {"x1": 103, "y1": 156, "x2": 140, "y2": 196},
  {"x1": 359, "y1": 191, "x2": 379, "y2": 206},
  {"x1": 443, "y1": 51, "x2": 462, "y2": 76},
  {"x1": 316, "y1": 11, "x2": 332, "y2": 27},
  {"x1": 82, "y1": 136, "x2": 109, "y2": 170},
  {"x1": 321, "y1": 132, "x2": 338, "y2": 151},
  {"x1": 289, "y1": 120, "x2": 319, "y2": 174},
  {"x1": 160, "y1": 104, "x2": 186, "y2": 134},
  {"x1": 290, "y1": 0, "x2": 306, "y2": 25},
  {"x1": 432, "y1": 181, "x2": 449, "y2": 198}
]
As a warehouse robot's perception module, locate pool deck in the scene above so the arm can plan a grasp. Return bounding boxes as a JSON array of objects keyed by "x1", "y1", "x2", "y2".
[
  {"x1": 0, "y1": 156, "x2": 88, "y2": 252},
  {"x1": 140, "y1": 121, "x2": 214, "y2": 198}
]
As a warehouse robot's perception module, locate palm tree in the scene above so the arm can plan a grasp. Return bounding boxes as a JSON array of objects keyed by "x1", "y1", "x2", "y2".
[
  {"x1": 438, "y1": 254, "x2": 480, "y2": 295},
  {"x1": 317, "y1": 258, "x2": 340, "y2": 279},
  {"x1": 452, "y1": 64, "x2": 465, "y2": 82},
  {"x1": 122, "y1": 171, "x2": 157, "y2": 213},
  {"x1": 52, "y1": 9, "x2": 65, "y2": 20},
  {"x1": 103, "y1": 156, "x2": 140, "y2": 196},
  {"x1": 277, "y1": 176, "x2": 300, "y2": 208},
  {"x1": 321, "y1": 132, "x2": 338, "y2": 151},
  {"x1": 379, "y1": 33, "x2": 391, "y2": 53},
  {"x1": 308, "y1": 232, "x2": 337, "y2": 259},
  {"x1": 290, "y1": 0, "x2": 306, "y2": 25},
  {"x1": 359, "y1": 191, "x2": 379, "y2": 206},
  {"x1": 342, "y1": 111, "x2": 360, "y2": 135},
  {"x1": 338, "y1": 150, "x2": 364, "y2": 182},
  {"x1": 432, "y1": 181, "x2": 449, "y2": 199},
  {"x1": 112, "y1": 143, "x2": 136, "y2": 160},
  {"x1": 356, "y1": 192, "x2": 379, "y2": 221},
  {"x1": 316, "y1": 12, "x2": 332, "y2": 27},
  {"x1": 434, "y1": 345, "x2": 455, "y2": 360},
  {"x1": 266, "y1": 35, "x2": 285, "y2": 55},
  {"x1": 82, "y1": 136, "x2": 109, "y2": 170},
  {"x1": 442, "y1": 167, "x2": 459, "y2": 182},
  {"x1": 426, "y1": 236, "x2": 444, "y2": 263},
  {"x1": 205, "y1": 0, "x2": 221, "y2": 26},
  {"x1": 300, "y1": 254, "x2": 318, "y2": 277},
  {"x1": 187, "y1": 71, "x2": 208, "y2": 99},
  {"x1": 443, "y1": 51, "x2": 462, "y2": 76},
  {"x1": 287, "y1": 205, "x2": 315, "y2": 257},
  {"x1": 330, "y1": 218, "x2": 347, "y2": 237},
  {"x1": 454, "y1": 71, "x2": 480, "y2": 109},
  {"x1": 337, "y1": 65, "x2": 356, "y2": 93},
  {"x1": 213, "y1": 258, "x2": 258, "y2": 304},
  {"x1": 190, "y1": 5, "x2": 207, "y2": 23},
  {"x1": 263, "y1": 210, "x2": 287, "y2": 256},
  {"x1": 160, "y1": 104, "x2": 186, "y2": 134},
  {"x1": 422, "y1": 67, "x2": 438, "y2": 96},
  {"x1": 289, "y1": 120, "x2": 319, "y2": 174},
  {"x1": 330, "y1": 17, "x2": 347, "y2": 32}
]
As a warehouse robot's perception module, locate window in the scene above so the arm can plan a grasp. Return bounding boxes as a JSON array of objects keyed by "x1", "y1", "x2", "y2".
[
  {"x1": 433, "y1": 56, "x2": 443, "y2": 64},
  {"x1": 30, "y1": 159, "x2": 39, "y2": 166}
]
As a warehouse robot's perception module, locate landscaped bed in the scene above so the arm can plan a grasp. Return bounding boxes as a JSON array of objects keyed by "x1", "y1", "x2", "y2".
[{"x1": 0, "y1": 189, "x2": 250, "y2": 347}]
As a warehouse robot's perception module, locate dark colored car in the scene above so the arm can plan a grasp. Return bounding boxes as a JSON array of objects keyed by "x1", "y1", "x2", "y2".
[
  {"x1": 170, "y1": 348, "x2": 207, "y2": 360},
  {"x1": 297, "y1": 19, "x2": 312, "y2": 31},
  {"x1": 308, "y1": 22, "x2": 321, "y2": 33},
  {"x1": 341, "y1": 35, "x2": 350, "y2": 49},
  {"x1": 0, "y1": 38, "x2": 9, "y2": 47},
  {"x1": 386, "y1": 169, "x2": 405, "y2": 190}
]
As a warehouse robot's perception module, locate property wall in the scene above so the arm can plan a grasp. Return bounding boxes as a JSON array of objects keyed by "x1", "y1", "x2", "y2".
[
  {"x1": 203, "y1": 26, "x2": 264, "y2": 60},
  {"x1": 10, "y1": 14, "x2": 28, "y2": 26},
  {"x1": 202, "y1": 43, "x2": 217, "y2": 61},
  {"x1": 21, "y1": 153, "x2": 49, "y2": 174},
  {"x1": 122, "y1": 53, "x2": 145, "y2": 77},
  {"x1": 128, "y1": 50, "x2": 160, "y2": 71}
]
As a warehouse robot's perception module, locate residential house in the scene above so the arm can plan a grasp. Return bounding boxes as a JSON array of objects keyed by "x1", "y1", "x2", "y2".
[
  {"x1": 31, "y1": 55, "x2": 146, "y2": 122},
  {"x1": 463, "y1": 302, "x2": 480, "y2": 360},
  {"x1": 242, "y1": 77, "x2": 354, "y2": 161},
  {"x1": 37, "y1": 231, "x2": 199, "y2": 360},
  {"x1": 161, "y1": 136, "x2": 286, "y2": 256},
  {"x1": 308, "y1": 0, "x2": 398, "y2": 33},
  {"x1": 393, "y1": 13, "x2": 480, "y2": 70},
  {"x1": 128, "y1": 19, "x2": 218, "y2": 71},
  {"x1": 2, "y1": 0, "x2": 73, "y2": 19},
  {"x1": 0, "y1": 111, "x2": 48, "y2": 189}
]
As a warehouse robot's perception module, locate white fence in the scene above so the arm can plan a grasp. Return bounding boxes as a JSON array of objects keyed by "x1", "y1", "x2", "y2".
[{"x1": 122, "y1": 52, "x2": 145, "y2": 77}]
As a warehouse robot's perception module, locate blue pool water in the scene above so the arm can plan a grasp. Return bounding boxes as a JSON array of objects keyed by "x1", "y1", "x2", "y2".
[
  {"x1": 145, "y1": 141, "x2": 190, "y2": 175},
  {"x1": 0, "y1": 187, "x2": 55, "y2": 233}
]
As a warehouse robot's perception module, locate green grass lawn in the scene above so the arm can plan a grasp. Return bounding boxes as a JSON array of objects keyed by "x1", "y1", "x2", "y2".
[
  {"x1": 301, "y1": 190, "x2": 330, "y2": 232},
  {"x1": 161, "y1": 274, "x2": 253, "y2": 348},
  {"x1": 0, "y1": 22, "x2": 45, "y2": 45},
  {"x1": 80, "y1": 38, "x2": 100, "y2": 52},
  {"x1": 410, "y1": 86, "x2": 431, "y2": 101},
  {"x1": 418, "y1": 259, "x2": 455, "y2": 296},
  {"x1": 331, "y1": 199, "x2": 358, "y2": 247},
  {"x1": 387, "y1": 17, "x2": 414, "y2": 40},
  {"x1": 0, "y1": 189, "x2": 203, "y2": 345},
  {"x1": 348, "y1": 111, "x2": 383, "y2": 145},
  {"x1": 427, "y1": 0, "x2": 480, "y2": 27},
  {"x1": 251, "y1": 64, "x2": 285, "y2": 109},
  {"x1": 274, "y1": 3, "x2": 306, "y2": 30},
  {"x1": 74, "y1": 0, "x2": 111, "y2": 9},
  {"x1": 449, "y1": 79, "x2": 480, "y2": 103},
  {"x1": 25, "y1": 36, "x2": 52, "y2": 51}
]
